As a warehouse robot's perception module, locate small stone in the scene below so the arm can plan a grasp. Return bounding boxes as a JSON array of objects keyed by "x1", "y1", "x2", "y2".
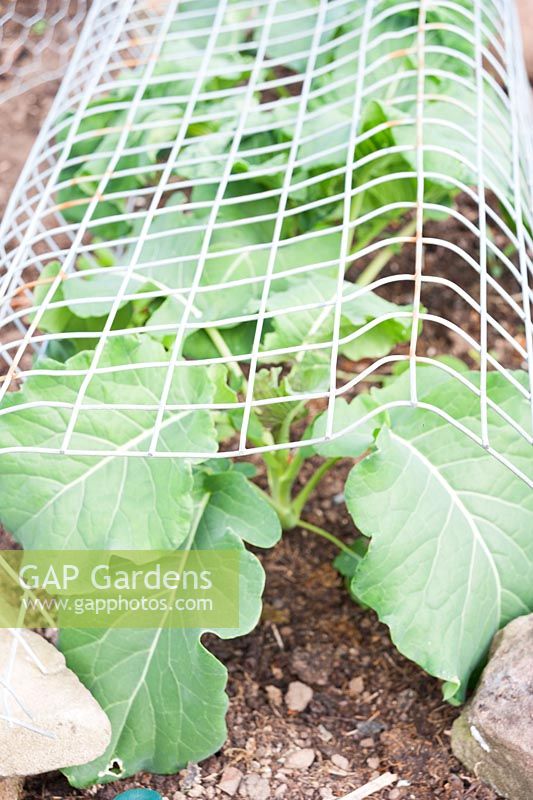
[
  {"x1": 265, "y1": 685, "x2": 283, "y2": 707},
  {"x1": 330, "y1": 754, "x2": 350, "y2": 771},
  {"x1": 274, "y1": 786, "x2": 287, "y2": 799},
  {"x1": 188, "y1": 788, "x2": 204, "y2": 799},
  {"x1": 348, "y1": 676, "x2": 365, "y2": 696},
  {"x1": 388, "y1": 791, "x2": 401, "y2": 800},
  {"x1": 180, "y1": 763, "x2": 202, "y2": 790},
  {"x1": 360, "y1": 738, "x2": 375, "y2": 748},
  {"x1": 451, "y1": 613, "x2": 533, "y2": 800},
  {"x1": 285, "y1": 681, "x2": 313, "y2": 713},
  {"x1": 291, "y1": 648, "x2": 331, "y2": 686},
  {"x1": 367, "y1": 757, "x2": 380, "y2": 770},
  {"x1": 218, "y1": 766, "x2": 243, "y2": 797},
  {"x1": 284, "y1": 748, "x2": 315, "y2": 769},
  {"x1": 172, "y1": 793, "x2": 186, "y2": 800},
  {"x1": 319, "y1": 790, "x2": 335, "y2": 800},
  {"x1": 317, "y1": 724, "x2": 333, "y2": 742},
  {"x1": 242, "y1": 774, "x2": 270, "y2": 800},
  {"x1": 357, "y1": 719, "x2": 386, "y2": 737}
]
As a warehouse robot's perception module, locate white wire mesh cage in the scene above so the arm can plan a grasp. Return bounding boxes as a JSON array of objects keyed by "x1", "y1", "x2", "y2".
[
  {"x1": 0, "y1": 0, "x2": 531, "y2": 486},
  {"x1": 0, "y1": 0, "x2": 90, "y2": 106}
]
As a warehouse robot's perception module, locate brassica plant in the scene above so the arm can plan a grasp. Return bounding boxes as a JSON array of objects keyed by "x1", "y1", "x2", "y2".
[{"x1": 0, "y1": 0, "x2": 531, "y2": 787}]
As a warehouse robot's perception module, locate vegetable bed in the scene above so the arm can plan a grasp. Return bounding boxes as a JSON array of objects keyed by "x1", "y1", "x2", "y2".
[{"x1": 0, "y1": 1, "x2": 531, "y2": 798}]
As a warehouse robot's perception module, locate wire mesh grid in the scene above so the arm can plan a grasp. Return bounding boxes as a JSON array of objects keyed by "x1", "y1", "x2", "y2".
[
  {"x1": 0, "y1": 0, "x2": 531, "y2": 486},
  {"x1": 0, "y1": 0, "x2": 90, "y2": 107}
]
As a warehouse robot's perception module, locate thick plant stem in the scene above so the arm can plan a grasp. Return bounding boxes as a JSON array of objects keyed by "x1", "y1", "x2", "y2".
[
  {"x1": 297, "y1": 519, "x2": 358, "y2": 560},
  {"x1": 292, "y1": 457, "x2": 339, "y2": 518},
  {"x1": 355, "y1": 218, "x2": 417, "y2": 287},
  {"x1": 205, "y1": 326, "x2": 246, "y2": 385}
]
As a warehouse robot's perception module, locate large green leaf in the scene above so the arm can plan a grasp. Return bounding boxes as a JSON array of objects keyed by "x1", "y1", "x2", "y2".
[
  {"x1": 345, "y1": 371, "x2": 533, "y2": 702},
  {"x1": 0, "y1": 335, "x2": 218, "y2": 549},
  {"x1": 263, "y1": 275, "x2": 412, "y2": 391},
  {"x1": 61, "y1": 467, "x2": 281, "y2": 787},
  {"x1": 311, "y1": 393, "x2": 385, "y2": 458}
]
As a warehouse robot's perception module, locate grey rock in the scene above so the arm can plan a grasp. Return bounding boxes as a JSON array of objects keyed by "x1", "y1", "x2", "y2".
[
  {"x1": 0, "y1": 630, "x2": 111, "y2": 776},
  {"x1": 356, "y1": 719, "x2": 386, "y2": 738},
  {"x1": 451, "y1": 614, "x2": 533, "y2": 800}
]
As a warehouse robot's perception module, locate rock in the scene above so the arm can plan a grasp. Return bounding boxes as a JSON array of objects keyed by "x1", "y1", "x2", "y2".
[
  {"x1": 357, "y1": 719, "x2": 386, "y2": 737},
  {"x1": 265, "y1": 685, "x2": 283, "y2": 707},
  {"x1": 317, "y1": 724, "x2": 333, "y2": 742},
  {"x1": 0, "y1": 630, "x2": 111, "y2": 776},
  {"x1": 218, "y1": 766, "x2": 243, "y2": 796},
  {"x1": 331, "y1": 754, "x2": 350, "y2": 771},
  {"x1": 291, "y1": 648, "x2": 331, "y2": 686},
  {"x1": 241, "y1": 774, "x2": 270, "y2": 800},
  {"x1": 0, "y1": 778, "x2": 23, "y2": 800},
  {"x1": 367, "y1": 757, "x2": 380, "y2": 770},
  {"x1": 285, "y1": 681, "x2": 313, "y2": 713},
  {"x1": 284, "y1": 748, "x2": 315, "y2": 769},
  {"x1": 451, "y1": 614, "x2": 533, "y2": 800},
  {"x1": 180, "y1": 762, "x2": 201, "y2": 789},
  {"x1": 348, "y1": 676, "x2": 365, "y2": 696},
  {"x1": 360, "y1": 738, "x2": 375, "y2": 748}
]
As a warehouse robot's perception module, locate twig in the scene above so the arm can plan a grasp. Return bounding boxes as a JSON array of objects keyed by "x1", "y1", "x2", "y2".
[{"x1": 339, "y1": 772, "x2": 398, "y2": 800}]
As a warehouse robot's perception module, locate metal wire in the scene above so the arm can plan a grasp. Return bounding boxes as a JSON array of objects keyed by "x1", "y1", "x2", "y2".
[
  {"x1": 0, "y1": 0, "x2": 90, "y2": 106},
  {"x1": 0, "y1": 0, "x2": 531, "y2": 486}
]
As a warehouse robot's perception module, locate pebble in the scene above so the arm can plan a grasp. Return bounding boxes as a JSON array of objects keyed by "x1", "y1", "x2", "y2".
[
  {"x1": 265, "y1": 685, "x2": 283, "y2": 707},
  {"x1": 218, "y1": 766, "x2": 243, "y2": 796},
  {"x1": 367, "y1": 757, "x2": 380, "y2": 769},
  {"x1": 291, "y1": 648, "x2": 331, "y2": 686},
  {"x1": 317, "y1": 724, "x2": 333, "y2": 742},
  {"x1": 241, "y1": 774, "x2": 270, "y2": 800},
  {"x1": 357, "y1": 719, "x2": 386, "y2": 737},
  {"x1": 274, "y1": 786, "x2": 287, "y2": 798},
  {"x1": 330, "y1": 754, "x2": 350, "y2": 771},
  {"x1": 180, "y1": 763, "x2": 201, "y2": 790},
  {"x1": 172, "y1": 793, "x2": 186, "y2": 800},
  {"x1": 360, "y1": 737, "x2": 375, "y2": 748},
  {"x1": 388, "y1": 790, "x2": 401, "y2": 800},
  {"x1": 187, "y1": 788, "x2": 204, "y2": 799},
  {"x1": 348, "y1": 676, "x2": 365, "y2": 695},
  {"x1": 284, "y1": 748, "x2": 316, "y2": 769},
  {"x1": 285, "y1": 681, "x2": 313, "y2": 713}
]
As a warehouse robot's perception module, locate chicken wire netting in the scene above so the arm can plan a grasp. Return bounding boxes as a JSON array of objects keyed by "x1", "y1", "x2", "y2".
[
  {"x1": 0, "y1": 0, "x2": 531, "y2": 489},
  {"x1": 0, "y1": 0, "x2": 90, "y2": 106}
]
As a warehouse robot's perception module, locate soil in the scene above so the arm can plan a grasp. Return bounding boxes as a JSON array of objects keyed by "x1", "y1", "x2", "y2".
[{"x1": 1, "y1": 24, "x2": 528, "y2": 800}]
